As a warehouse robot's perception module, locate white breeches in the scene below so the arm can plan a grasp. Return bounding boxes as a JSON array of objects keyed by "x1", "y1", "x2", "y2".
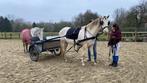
[{"x1": 112, "y1": 42, "x2": 120, "y2": 56}]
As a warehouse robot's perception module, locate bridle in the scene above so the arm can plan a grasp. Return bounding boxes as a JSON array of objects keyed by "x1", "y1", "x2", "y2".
[
  {"x1": 97, "y1": 26, "x2": 109, "y2": 35},
  {"x1": 84, "y1": 23, "x2": 109, "y2": 39}
]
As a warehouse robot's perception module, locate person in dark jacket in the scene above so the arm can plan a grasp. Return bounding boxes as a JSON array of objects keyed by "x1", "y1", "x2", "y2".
[{"x1": 108, "y1": 24, "x2": 122, "y2": 67}]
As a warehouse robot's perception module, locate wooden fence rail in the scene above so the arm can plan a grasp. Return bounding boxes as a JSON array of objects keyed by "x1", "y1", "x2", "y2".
[
  {"x1": 0, "y1": 32, "x2": 58, "y2": 39},
  {"x1": 0, "y1": 32, "x2": 147, "y2": 42}
]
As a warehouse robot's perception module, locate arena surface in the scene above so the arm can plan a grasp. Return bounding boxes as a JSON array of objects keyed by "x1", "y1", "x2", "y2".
[{"x1": 0, "y1": 39, "x2": 147, "y2": 83}]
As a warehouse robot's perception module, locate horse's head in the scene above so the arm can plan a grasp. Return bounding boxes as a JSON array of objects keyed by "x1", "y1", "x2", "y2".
[
  {"x1": 31, "y1": 27, "x2": 44, "y2": 40},
  {"x1": 86, "y1": 16, "x2": 110, "y2": 35},
  {"x1": 37, "y1": 28, "x2": 44, "y2": 40},
  {"x1": 99, "y1": 16, "x2": 110, "y2": 33}
]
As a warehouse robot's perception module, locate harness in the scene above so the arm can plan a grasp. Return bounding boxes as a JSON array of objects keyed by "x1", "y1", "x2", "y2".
[
  {"x1": 49, "y1": 25, "x2": 108, "y2": 53},
  {"x1": 77, "y1": 26, "x2": 108, "y2": 43},
  {"x1": 70, "y1": 25, "x2": 108, "y2": 52}
]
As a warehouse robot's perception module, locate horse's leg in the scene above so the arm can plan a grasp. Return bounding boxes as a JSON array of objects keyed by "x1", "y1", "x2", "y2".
[
  {"x1": 23, "y1": 42, "x2": 26, "y2": 52},
  {"x1": 26, "y1": 43, "x2": 28, "y2": 52},
  {"x1": 60, "y1": 39, "x2": 68, "y2": 61},
  {"x1": 79, "y1": 44, "x2": 87, "y2": 66},
  {"x1": 63, "y1": 42, "x2": 68, "y2": 62},
  {"x1": 60, "y1": 40, "x2": 64, "y2": 56}
]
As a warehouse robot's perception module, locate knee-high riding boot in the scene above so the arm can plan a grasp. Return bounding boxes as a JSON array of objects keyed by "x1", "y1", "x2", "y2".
[{"x1": 112, "y1": 56, "x2": 119, "y2": 67}]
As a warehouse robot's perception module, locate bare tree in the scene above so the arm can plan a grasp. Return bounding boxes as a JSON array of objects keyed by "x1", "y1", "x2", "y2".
[{"x1": 113, "y1": 8, "x2": 128, "y2": 30}]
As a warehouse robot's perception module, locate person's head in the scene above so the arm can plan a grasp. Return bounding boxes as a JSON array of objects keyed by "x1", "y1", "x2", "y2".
[{"x1": 112, "y1": 24, "x2": 120, "y2": 32}]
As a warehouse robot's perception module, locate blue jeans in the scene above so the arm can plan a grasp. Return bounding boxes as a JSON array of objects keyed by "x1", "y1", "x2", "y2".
[{"x1": 88, "y1": 40, "x2": 97, "y2": 62}]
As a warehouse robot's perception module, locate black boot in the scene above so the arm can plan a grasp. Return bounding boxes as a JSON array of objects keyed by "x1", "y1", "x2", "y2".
[
  {"x1": 110, "y1": 56, "x2": 118, "y2": 67},
  {"x1": 109, "y1": 61, "x2": 114, "y2": 66},
  {"x1": 112, "y1": 62, "x2": 118, "y2": 67}
]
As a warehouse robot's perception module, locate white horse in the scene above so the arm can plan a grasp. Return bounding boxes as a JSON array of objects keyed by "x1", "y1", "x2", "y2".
[
  {"x1": 59, "y1": 16, "x2": 110, "y2": 66},
  {"x1": 31, "y1": 27, "x2": 44, "y2": 40}
]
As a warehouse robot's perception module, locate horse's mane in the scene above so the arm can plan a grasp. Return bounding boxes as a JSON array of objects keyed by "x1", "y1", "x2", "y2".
[{"x1": 86, "y1": 17, "x2": 100, "y2": 28}]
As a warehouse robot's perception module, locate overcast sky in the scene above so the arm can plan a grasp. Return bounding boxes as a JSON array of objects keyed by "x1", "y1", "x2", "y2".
[{"x1": 0, "y1": 0, "x2": 140, "y2": 22}]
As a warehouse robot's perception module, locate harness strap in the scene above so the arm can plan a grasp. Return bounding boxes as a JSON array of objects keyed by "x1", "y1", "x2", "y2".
[
  {"x1": 75, "y1": 26, "x2": 102, "y2": 50},
  {"x1": 64, "y1": 26, "x2": 108, "y2": 53},
  {"x1": 84, "y1": 27, "x2": 87, "y2": 39},
  {"x1": 71, "y1": 27, "x2": 87, "y2": 52},
  {"x1": 77, "y1": 36, "x2": 96, "y2": 44},
  {"x1": 74, "y1": 39, "x2": 76, "y2": 51}
]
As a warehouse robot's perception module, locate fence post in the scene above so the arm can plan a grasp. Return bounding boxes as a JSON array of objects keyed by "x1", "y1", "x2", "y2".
[
  {"x1": 4, "y1": 32, "x2": 6, "y2": 39},
  {"x1": 0, "y1": 32, "x2": 1, "y2": 39},
  {"x1": 135, "y1": 31, "x2": 137, "y2": 42},
  {"x1": 10, "y1": 33, "x2": 12, "y2": 39},
  {"x1": 2, "y1": 33, "x2": 3, "y2": 39},
  {"x1": 19, "y1": 33, "x2": 20, "y2": 39}
]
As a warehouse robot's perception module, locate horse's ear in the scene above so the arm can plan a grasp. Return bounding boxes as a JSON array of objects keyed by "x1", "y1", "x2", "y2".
[{"x1": 107, "y1": 15, "x2": 109, "y2": 18}]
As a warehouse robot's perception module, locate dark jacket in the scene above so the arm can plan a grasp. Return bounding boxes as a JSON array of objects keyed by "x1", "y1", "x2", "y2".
[{"x1": 108, "y1": 30, "x2": 122, "y2": 46}]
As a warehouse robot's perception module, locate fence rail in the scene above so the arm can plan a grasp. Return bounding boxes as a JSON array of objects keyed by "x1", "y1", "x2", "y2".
[
  {"x1": 0, "y1": 32, "x2": 59, "y2": 39},
  {"x1": 0, "y1": 32, "x2": 147, "y2": 42}
]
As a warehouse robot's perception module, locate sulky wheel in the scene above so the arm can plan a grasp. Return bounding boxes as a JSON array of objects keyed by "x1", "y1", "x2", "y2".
[
  {"x1": 54, "y1": 48, "x2": 61, "y2": 56},
  {"x1": 29, "y1": 45, "x2": 40, "y2": 61},
  {"x1": 49, "y1": 48, "x2": 61, "y2": 56}
]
